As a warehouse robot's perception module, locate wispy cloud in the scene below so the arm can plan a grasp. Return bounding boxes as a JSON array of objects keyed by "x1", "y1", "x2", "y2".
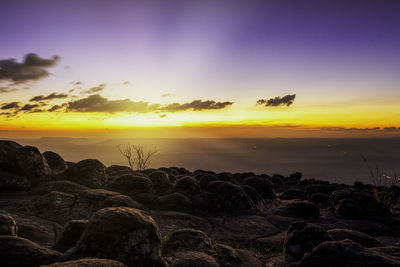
[{"x1": 30, "y1": 92, "x2": 69, "y2": 102}]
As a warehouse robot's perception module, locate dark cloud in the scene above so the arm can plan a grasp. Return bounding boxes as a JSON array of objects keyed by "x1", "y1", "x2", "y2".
[
  {"x1": 30, "y1": 92, "x2": 69, "y2": 102},
  {"x1": 320, "y1": 127, "x2": 394, "y2": 132},
  {"x1": 48, "y1": 104, "x2": 66, "y2": 112},
  {"x1": 0, "y1": 53, "x2": 60, "y2": 82},
  {"x1": 81, "y1": 83, "x2": 106, "y2": 94},
  {"x1": 159, "y1": 114, "x2": 167, "y2": 118},
  {"x1": 383, "y1": 127, "x2": 400, "y2": 132},
  {"x1": 66, "y1": 94, "x2": 157, "y2": 113},
  {"x1": 20, "y1": 104, "x2": 40, "y2": 111},
  {"x1": 1, "y1": 102, "x2": 20, "y2": 110},
  {"x1": 161, "y1": 100, "x2": 233, "y2": 112},
  {"x1": 257, "y1": 94, "x2": 296, "y2": 107},
  {"x1": 0, "y1": 87, "x2": 17, "y2": 94}
]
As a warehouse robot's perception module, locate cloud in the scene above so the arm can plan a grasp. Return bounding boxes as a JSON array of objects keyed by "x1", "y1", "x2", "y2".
[
  {"x1": 30, "y1": 92, "x2": 69, "y2": 102},
  {"x1": 1, "y1": 102, "x2": 20, "y2": 110},
  {"x1": 123, "y1": 81, "x2": 129, "y2": 85},
  {"x1": 257, "y1": 94, "x2": 296, "y2": 107},
  {"x1": 81, "y1": 83, "x2": 106, "y2": 94},
  {"x1": 66, "y1": 94, "x2": 157, "y2": 113},
  {"x1": 48, "y1": 104, "x2": 66, "y2": 112},
  {"x1": 161, "y1": 100, "x2": 233, "y2": 112},
  {"x1": 20, "y1": 104, "x2": 40, "y2": 111},
  {"x1": 159, "y1": 114, "x2": 167, "y2": 118},
  {"x1": 161, "y1": 93, "x2": 172, "y2": 97},
  {"x1": 319, "y1": 127, "x2": 399, "y2": 132},
  {"x1": 0, "y1": 53, "x2": 60, "y2": 82},
  {"x1": 0, "y1": 87, "x2": 17, "y2": 94}
]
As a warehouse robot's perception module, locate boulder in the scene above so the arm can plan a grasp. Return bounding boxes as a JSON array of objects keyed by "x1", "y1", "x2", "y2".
[
  {"x1": 0, "y1": 140, "x2": 22, "y2": 172},
  {"x1": 149, "y1": 171, "x2": 172, "y2": 194},
  {"x1": 335, "y1": 198, "x2": 364, "y2": 218},
  {"x1": 53, "y1": 220, "x2": 88, "y2": 252},
  {"x1": 41, "y1": 258, "x2": 128, "y2": 267},
  {"x1": 243, "y1": 177, "x2": 275, "y2": 200},
  {"x1": 206, "y1": 181, "x2": 254, "y2": 211},
  {"x1": 62, "y1": 159, "x2": 108, "y2": 188},
  {"x1": 43, "y1": 151, "x2": 68, "y2": 175},
  {"x1": 30, "y1": 180, "x2": 87, "y2": 195},
  {"x1": 197, "y1": 174, "x2": 218, "y2": 189},
  {"x1": 0, "y1": 169, "x2": 30, "y2": 191},
  {"x1": 163, "y1": 228, "x2": 215, "y2": 255},
  {"x1": 290, "y1": 239, "x2": 400, "y2": 267},
  {"x1": 173, "y1": 176, "x2": 200, "y2": 195},
  {"x1": 101, "y1": 194, "x2": 148, "y2": 211},
  {"x1": 327, "y1": 229, "x2": 383, "y2": 248},
  {"x1": 106, "y1": 174, "x2": 154, "y2": 197},
  {"x1": 170, "y1": 251, "x2": 219, "y2": 267},
  {"x1": 0, "y1": 235, "x2": 61, "y2": 267},
  {"x1": 285, "y1": 200, "x2": 320, "y2": 219},
  {"x1": 214, "y1": 243, "x2": 239, "y2": 266},
  {"x1": 153, "y1": 193, "x2": 193, "y2": 213},
  {"x1": 284, "y1": 222, "x2": 331, "y2": 264},
  {"x1": 309, "y1": 193, "x2": 330, "y2": 208},
  {"x1": 33, "y1": 191, "x2": 75, "y2": 224},
  {"x1": 74, "y1": 207, "x2": 162, "y2": 266},
  {"x1": 16, "y1": 146, "x2": 51, "y2": 183},
  {"x1": 0, "y1": 211, "x2": 18, "y2": 235},
  {"x1": 279, "y1": 188, "x2": 307, "y2": 200}
]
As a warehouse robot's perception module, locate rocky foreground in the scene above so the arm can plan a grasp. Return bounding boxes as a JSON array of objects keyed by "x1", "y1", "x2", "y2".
[{"x1": 1, "y1": 140, "x2": 400, "y2": 267}]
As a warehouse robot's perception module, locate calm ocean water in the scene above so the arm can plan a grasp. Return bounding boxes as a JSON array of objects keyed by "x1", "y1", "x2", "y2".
[{"x1": 16, "y1": 137, "x2": 400, "y2": 185}]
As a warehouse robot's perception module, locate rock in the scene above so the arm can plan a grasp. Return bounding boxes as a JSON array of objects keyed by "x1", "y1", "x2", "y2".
[
  {"x1": 305, "y1": 184, "x2": 331, "y2": 196},
  {"x1": 235, "y1": 249, "x2": 263, "y2": 267},
  {"x1": 285, "y1": 200, "x2": 320, "y2": 219},
  {"x1": 284, "y1": 222, "x2": 331, "y2": 264},
  {"x1": 41, "y1": 258, "x2": 128, "y2": 267},
  {"x1": 173, "y1": 176, "x2": 200, "y2": 195},
  {"x1": 149, "y1": 171, "x2": 172, "y2": 194},
  {"x1": 335, "y1": 198, "x2": 364, "y2": 218},
  {"x1": 206, "y1": 181, "x2": 254, "y2": 211},
  {"x1": 163, "y1": 228, "x2": 215, "y2": 255},
  {"x1": 0, "y1": 235, "x2": 61, "y2": 267},
  {"x1": 279, "y1": 188, "x2": 307, "y2": 200},
  {"x1": 327, "y1": 229, "x2": 383, "y2": 248},
  {"x1": 151, "y1": 211, "x2": 212, "y2": 237},
  {"x1": 214, "y1": 243, "x2": 239, "y2": 266},
  {"x1": 210, "y1": 215, "x2": 280, "y2": 243},
  {"x1": 43, "y1": 151, "x2": 68, "y2": 176},
  {"x1": 197, "y1": 174, "x2": 218, "y2": 189},
  {"x1": 153, "y1": 193, "x2": 193, "y2": 213},
  {"x1": 70, "y1": 189, "x2": 120, "y2": 220},
  {"x1": 53, "y1": 220, "x2": 88, "y2": 252},
  {"x1": 16, "y1": 146, "x2": 51, "y2": 183},
  {"x1": 30, "y1": 180, "x2": 88, "y2": 195},
  {"x1": 290, "y1": 239, "x2": 400, "y2": 267},
  {"x1": 0, "y1": 211, "x2": 18, "y2": 235},
  {"x1": 329, "y1": 189, "x2": 391, "y2": 219},
  {"x1": 269, "y1": 174, "x2": 285, "y2": 192},
  {"x1": 283, "y1": 172, "x2": 302, "y2": 187},
  {"x1": 241, "y1": 185, "x2": 264, "y2": 206},
  {"x1": 309, "y1": 193, "x2": 329, "y2": 208},
  {"x1": 11, "y1": 213, "x2": 62, "y2": 248},
  {"x1": 75, "y1": 207, "x2": 162, "y2": 266},
  {"x1": 33, "y1": 191, "x2": 75, "y2": 224},
  {"x1": 101, "y1": 194, "x2": 148, "y2": 211},
  {"x1": 0, "y1": 140, "x2": 22, "y2": 172},
  {"x1": 0, "y1": 169, "x2": 30, "y2": 191},
  {"x1": 106, "y1": 174, "x2": 154, "y2": 197},
  {"x1": 243, "y1": 177, "x2": 275, "y2": 200},
  {"x1": 170, "y1": 251, "x2": 219, "y2": 267},
  {"x1": 62, "y1": 159, "x2": 108, "y2": 188}
]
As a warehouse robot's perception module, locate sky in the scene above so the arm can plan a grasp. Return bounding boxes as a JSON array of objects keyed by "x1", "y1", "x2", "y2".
[{"x1": 1, "y1": 0, "x2": 400, "y2": 138}]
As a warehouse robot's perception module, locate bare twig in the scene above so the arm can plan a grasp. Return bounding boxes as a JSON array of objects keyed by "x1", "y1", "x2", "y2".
[{"x1": 118, "y1": 143, "x2": 158, "y2": 171}]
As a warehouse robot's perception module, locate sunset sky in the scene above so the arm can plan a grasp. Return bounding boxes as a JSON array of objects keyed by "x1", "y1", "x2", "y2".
[{"x1": 1, "y1": 0, "x2": 400, "y2": 138}]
